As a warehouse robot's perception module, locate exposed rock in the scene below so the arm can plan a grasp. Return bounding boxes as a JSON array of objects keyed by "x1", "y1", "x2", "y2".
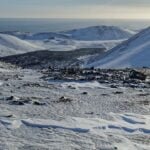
[
  {"x1": 137, "y1": 93, "x2": 150, "y2": 97},
  {"x1": 6, "y1": 96, "x2": 20, "y2": 101},
  {"x1": 9, "y1": 100, "x2": 24, "y2": 105},
  {"x1": 82, "y1": 92, "x2": 88, "y2": 95},
  {"x1": 113, "y1": 91, "x2": 123, "y2": 94},
  {"x1": 129, "y1": 70, "x2": 147, "y2": 80},
  {"x1": 4, "y1": 114, "x2": 13, "y2": 118},
  {"x1": 33, "y1": 101, "x2": 46, "y2": 106},
  {"x1": 58, "y1": 96, "x2": 73, "y2": 103},
  {"x1": 68, "y1": 85, "x2": 76, "y2": 89},
  {"x1": 6, "y1": 96, "x2": 14, "y2": 100},
  {"x1": 110, "y1": 85, "x2": 118, "y2": 88},
  {"x1": 101, "y1": 94, "x2": 109, "y2": 96}
]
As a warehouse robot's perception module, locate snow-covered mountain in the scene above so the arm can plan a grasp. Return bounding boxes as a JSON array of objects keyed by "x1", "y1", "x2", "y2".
[
  {"x1": 2, "y1": 26, "x2": 135, "y2": 41},
  {"x1": 25, "y1": 32, "x2": 69, "y2": 40},
  {"x1": 88, "y1": 27, "x2": 150, "y2": 68},
  {"x1": 0, "y1": 33, "x2": 42, "y2": 56},
  {"x1": 62, "y1": 26, "x2": 135, "y2": 41},
  {"x1": 1, "y1": 31, "x2": 69, "y2": 40},
  {"x1": 0, "y1": 26, "x2": 136, "y2": 57}
]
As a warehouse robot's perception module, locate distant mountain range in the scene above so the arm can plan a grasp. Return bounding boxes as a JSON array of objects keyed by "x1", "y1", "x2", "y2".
[
  {"x1": 1, "y1": 25, "x2": 150, "y2": 69},
  {"x1": 0, "y1": 25, "x2": 134, "y2": 57},
  {"x1": 1, "y1": 26, "x2": 135, "y2": 41},
  {"x1": 62, "y1": 26, "x2": 135, "y2": 41}
]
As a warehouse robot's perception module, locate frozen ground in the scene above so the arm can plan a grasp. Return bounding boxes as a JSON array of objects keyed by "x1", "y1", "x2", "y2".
[
  {"x1": 0, "y1": 63, "x2": 149, "y2": 150},
  {"x1": 89, "y1": 27, "x2": 150, "y2": 68}
]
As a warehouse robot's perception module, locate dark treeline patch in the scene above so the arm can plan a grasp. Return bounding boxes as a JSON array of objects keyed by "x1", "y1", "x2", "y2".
[{"x1": 0, "y1": 48, "x2": 105, "y2": 69}]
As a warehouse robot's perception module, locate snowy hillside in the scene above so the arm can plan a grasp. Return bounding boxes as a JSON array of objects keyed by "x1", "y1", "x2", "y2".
[
  {"x1": 0, "y1": 34, "x2": 42, "y2": 56},
  {"x1": 25, "y1": 32, "x2": 69, "y2": 40},
  {"x1": 29, "y1": 38, "x2": 124, "y2": 52},
  {"x1": 89, "y1": 27, "x2": 150, "y2": 68},
  {"x1": 0, "y1": 26, "x2": 135, "y2": 57},
  {"x1": 2, "y1": 26, "x2": 135, "y2": 41},
  {"x1": 62, "y1": 26, "x2": 135, "y2": 41},
  {"x1": 0, "y1": 31, "x2": 69, "y2": 40}
]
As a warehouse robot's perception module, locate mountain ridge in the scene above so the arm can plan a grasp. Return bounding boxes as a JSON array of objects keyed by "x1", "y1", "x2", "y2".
[{"x1": 88, "y1": 26, "x2": 150, "y2": 68}]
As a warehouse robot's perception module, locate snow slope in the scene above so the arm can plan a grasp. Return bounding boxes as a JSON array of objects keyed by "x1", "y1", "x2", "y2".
[
  {"x1": 0, "y1": 26, "x2": 134, "y2": 54},
  {"x1": 0, "y1": 31, "x2": 69, "y2": 40},
  {"x1": 29, "y1": 38, "x2": 124, "y2": 52},
  {"x1": 0, "y1": 34, "x2": 42, "y2": 56},
  {"x1": 0, "y1": 26, "x2": 135, "y2": 57},
  {"x1": 89, "y1": 27, "x2": 150, "y2": 68},
  {"x1": 63, "y1": 26, "x2": 135, "y2": 41},
  {"x1": 0, "y1": 32, "x2": 125, "y2": 52},
  {"x1": 25, "y1": 32, "x2": 69, "y2": 40}
]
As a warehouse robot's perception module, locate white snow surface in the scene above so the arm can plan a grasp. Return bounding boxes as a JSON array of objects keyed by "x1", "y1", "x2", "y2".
[
  {"x1": 0, "y1": 32, "x2": 125, "y2": 57},
  {"x1": 1, "y1": 113, "x2": 150, "y2": 135},
  {"x1": 5, "y1": 26, "x2": 135, "y2": 41},
  {"x1": 0, "y1": 65, "x2": 150, "y2": 150},
  {"x1": 0, "y1": 33, "x2": 43, "y2": 56},
  {"x1": 27, "y1": 38, "x2": 124, "y2": 52},
  {"x1": 49, "y1": 80, "x2": 108, "y2": 89},
  {"x1": 0, "y1": 26, "x2": 135, "y2": 57},
  {"x1": 89, "y1": 27, "x2": 150, "y2": 68},
  {"x1": 63, "y1": 26, "x2": 135, "y2": 41}
]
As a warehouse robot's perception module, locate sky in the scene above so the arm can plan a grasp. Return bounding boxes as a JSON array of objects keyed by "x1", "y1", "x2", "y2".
[{"x1": 0, "y1": 0, "x2": 150, "y2": 19}]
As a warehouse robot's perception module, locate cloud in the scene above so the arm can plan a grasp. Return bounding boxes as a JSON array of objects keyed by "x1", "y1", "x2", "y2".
[{"x1": 0, "y1": 0, "x2": 149, "y2": 18}]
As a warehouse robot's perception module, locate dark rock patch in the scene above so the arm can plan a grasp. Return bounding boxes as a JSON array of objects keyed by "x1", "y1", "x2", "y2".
[
  {"x1": 33, "y1": 101, "x2": 46, "y2": 106},
  {"x1": 82, "y1": 92, "x2": 88, "y2": 95},
  {"x1": 58, "y1": 96, "x2": 73, "y2": 103},
  {"x1": 113, "y1": 91, "x2": 123, "y2": 95},
  {"x1": 129, "y1": 70, "x2": 147, "y2": 81},
  {"x1": 9, "y1": 100, "x2": 24, "y2": 105}
]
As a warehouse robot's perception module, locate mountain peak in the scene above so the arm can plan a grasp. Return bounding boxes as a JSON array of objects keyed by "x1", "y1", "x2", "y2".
[{"x1": 63, "y1": 25, "x2": 135, "y2": 41}]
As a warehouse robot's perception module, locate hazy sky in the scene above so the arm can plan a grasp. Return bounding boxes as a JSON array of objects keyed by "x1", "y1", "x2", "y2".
[{"x1": 0, "y1": 0, "x2": 150, "y2": 19}]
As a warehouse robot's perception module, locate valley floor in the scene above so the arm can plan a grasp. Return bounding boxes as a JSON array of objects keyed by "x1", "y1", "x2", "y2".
[{"x1": 0, "y1": 64, "x2": 150, "y2": 150}]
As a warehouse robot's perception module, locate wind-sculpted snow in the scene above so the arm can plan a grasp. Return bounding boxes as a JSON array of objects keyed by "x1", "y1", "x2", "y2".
[
  {"x1": 89, "y1": 27, "x2": 150, "y2": 68},
  {"x1": 0, "y1": 113, "x2": 150, "y2": 149},
  {"x1": 0, "y1": 65, "x2": 150, "y2": 149},
  {"x1": 0, "y1": 114, "x2": 150, "y2": 133}
]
